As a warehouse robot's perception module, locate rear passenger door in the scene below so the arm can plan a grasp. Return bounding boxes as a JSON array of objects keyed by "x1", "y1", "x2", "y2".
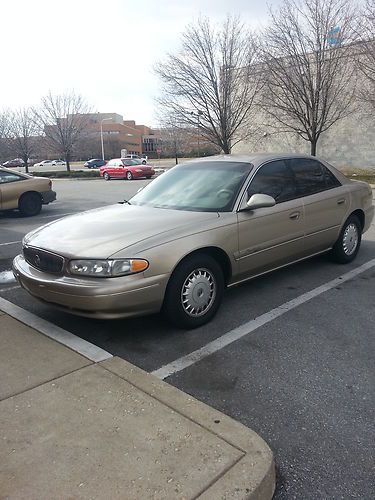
[{"x1": 287, "y1": 158, "x2": 349, "y2": 253}]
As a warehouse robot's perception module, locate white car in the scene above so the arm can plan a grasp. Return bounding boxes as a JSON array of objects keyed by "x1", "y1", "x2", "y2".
[
  {"x1": 34, "y1": 159, "x2": 66, "y2": 167},
  {"x1": 123, "y1": 154, "x2": 147, "y2": 165}
]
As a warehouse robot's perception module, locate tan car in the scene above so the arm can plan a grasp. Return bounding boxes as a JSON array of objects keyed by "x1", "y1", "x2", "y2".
[
  {"x1": 13, "y1": 154, "x2": 374, "y2": 328},
  {"x1": 0, "y1": 167, "x2": 56, "y2": 216}
]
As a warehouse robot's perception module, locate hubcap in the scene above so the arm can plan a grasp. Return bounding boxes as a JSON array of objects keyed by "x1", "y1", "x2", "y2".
[
  {"x1": 181, "y1": 268, "x2": 216, "y2": 317},
  {"x1": 343, "y1": 223, "x2": 358, "y2": 255}
]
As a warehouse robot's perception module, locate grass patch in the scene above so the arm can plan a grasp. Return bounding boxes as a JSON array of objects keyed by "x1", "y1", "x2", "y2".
[
  {"x1": 341, "y1": 171, "x2": 375, "y2": 184},
  {"x1": 33, "y1": 170, "x2": 100, "y2": 179}
]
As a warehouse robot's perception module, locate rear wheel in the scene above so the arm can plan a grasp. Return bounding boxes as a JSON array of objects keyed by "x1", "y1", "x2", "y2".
[
  {"x1": 18, "y1": 192, "x2": 42, "y2": 217},
  {"x1": 163, "y1": 254, "x2": 224, "y2": 329},
  {"x1": 330, "y1": 215, "x2": 362, "y2": 263},
  {"x1": 126, "y1": 171, "x2": 133, "y2": 180},
  {"x1": 103, "y1": 172, "x2": 110, "y2": 181}
]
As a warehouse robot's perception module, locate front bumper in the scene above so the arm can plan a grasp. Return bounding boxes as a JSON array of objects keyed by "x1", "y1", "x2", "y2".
[
  {"x1": 41, "y1": 190, "x2": 57, "y2": 205},
  {"x1": 13, "y1": 254, "x2": 169, "y2": 319}
]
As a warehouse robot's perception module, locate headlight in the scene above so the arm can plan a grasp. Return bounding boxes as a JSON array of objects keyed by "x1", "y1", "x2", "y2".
[
  {"x1": 68, "y1": 259, "x2": 148, "y2": 277},
  {"x1": 135, "y1": 168, "x2": 143, "y2": 172}
]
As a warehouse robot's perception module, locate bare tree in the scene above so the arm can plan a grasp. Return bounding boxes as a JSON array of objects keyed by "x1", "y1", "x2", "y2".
[
  {"x1": 0, "y1": 110, "x2": 11, "y2": 164},
  {"x1": 357, "y1": 0, "x2": 375, "y2": 109},
  {"x1": 156, "y1": 16, "x2": 262, "y2": 154},
  {"x1": 8, "y1": 108, "x2": 39, "y2": 173},
  {"x1": 34, "y1": 91, "x2": 91, "y2": 171},
  {"x1": 260, "y1": 0, "x2": 359, "y2": 155}
]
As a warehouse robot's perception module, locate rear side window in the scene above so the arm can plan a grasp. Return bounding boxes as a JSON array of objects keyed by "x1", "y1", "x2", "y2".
[
  {"x1": 323, "y1": 165, "x2": 341, "y2": 188},
  {"x1": 0, "y1": 171, "x2": 23, "y2": 183},
  {"x1": 247, "y1": 160, "x2": 297, "y2": 203}
]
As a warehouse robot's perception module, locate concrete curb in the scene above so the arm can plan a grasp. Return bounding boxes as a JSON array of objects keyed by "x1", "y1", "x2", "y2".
[
  {"x1": 0, "y1": 309, "x2": 275, "y2": 499},
  {"x1": 101, "y1": 357, "x2": 276, "y2": 499}
]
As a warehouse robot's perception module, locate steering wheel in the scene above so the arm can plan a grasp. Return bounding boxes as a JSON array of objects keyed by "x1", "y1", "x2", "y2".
[{"x1": 217, "y1": 189, "x2": 234, "y2": 199}]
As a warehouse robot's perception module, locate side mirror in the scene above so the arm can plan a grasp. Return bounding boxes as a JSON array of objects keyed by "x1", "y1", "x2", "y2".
[{"x1": 245, "y1": 193, "x2": 276, "y2": 210}]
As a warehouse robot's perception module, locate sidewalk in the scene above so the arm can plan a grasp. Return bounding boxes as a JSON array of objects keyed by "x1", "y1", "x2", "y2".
[{"x1": 0, "y1": 310, "x2": 275, "y2": 499}]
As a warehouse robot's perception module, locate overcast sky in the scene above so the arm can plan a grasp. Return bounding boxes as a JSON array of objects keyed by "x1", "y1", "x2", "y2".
[{"x1": 3, "y1": 0, "x2": 280, "y2": 126}]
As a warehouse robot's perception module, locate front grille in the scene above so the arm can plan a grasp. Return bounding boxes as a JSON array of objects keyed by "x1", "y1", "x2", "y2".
[{"x1": 24, "y1": 246, "x2": 64, "y2": 274}]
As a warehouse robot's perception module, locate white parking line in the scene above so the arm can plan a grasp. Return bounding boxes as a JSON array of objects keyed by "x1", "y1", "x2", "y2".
[
  {"x1": 0, "y1": 241, "x2": 21, "y2": 247},
  {"x1": 152, "y1": 258, "x2": 375, "y2": 380},
  {"x1": 0, "y1": 271, "x2": 16, "y2": 284},
  {"x1": 39, "y1": 212, "x2": 75, "y2": 219},
  {"x1": 0, "y1": 297, "x2": 113, "y2": 363},
  {"x1": 0, "y1": 285, "x2": 21, "y2": 292}
]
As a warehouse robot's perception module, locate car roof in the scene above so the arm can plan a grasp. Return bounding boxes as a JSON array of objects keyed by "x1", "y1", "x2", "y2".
[{"x1": 185, "y1": 153, "x2": 324, "y2": 168}]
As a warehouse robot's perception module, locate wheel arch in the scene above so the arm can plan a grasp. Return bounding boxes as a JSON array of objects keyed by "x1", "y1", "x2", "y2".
[
  {"x1": 169, "y1": 246, "x2": 232, "y2": 286},
  {"x1": 349, "y1": 209, "x2": 365, "y2": 231}
]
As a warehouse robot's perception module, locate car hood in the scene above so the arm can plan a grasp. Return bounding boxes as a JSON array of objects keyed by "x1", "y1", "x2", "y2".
[{"x1": 24, "y1": 204, "x2": 220, "y2": 258}]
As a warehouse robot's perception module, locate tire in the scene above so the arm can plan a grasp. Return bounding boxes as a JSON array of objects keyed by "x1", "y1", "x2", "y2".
[
  {"x1": 103, "y1": 172, "x2": 110, "y2": 181},
  {"x1": 126, "y1": 171, "x2": 133, "y2": 180},
  {"x1": 163, "y1": 254, "x2": 224, "y2": 329},
  {"x1": 142, "y1": 160, "x2": 146, "y2": 165},
  {"x1": 146, "y1": 175, "x2": 152, "y2": 179},
  {"x1": 18, "y1": 192, "x2": 42, "y2": 217},
  {"x1": 330, "y1": 214, "x2": 362, "y2": 264}
]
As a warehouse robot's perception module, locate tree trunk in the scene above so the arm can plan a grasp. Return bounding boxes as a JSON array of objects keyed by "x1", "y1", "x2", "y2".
[
  {"x1": 310, "y1": 140, "x2": 317, "y2": 156},
  {"x1": 66, "y1": 154, "x2": 71, "y2": 172},
  {"x1": 222, "y1": 140, "x2": 231, "y2": 154},
  {"x1": 23, "y1": 157, "x2": 29, "y2": 174}
]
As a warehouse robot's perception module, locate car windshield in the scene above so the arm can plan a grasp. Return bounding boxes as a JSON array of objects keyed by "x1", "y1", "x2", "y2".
[
  {"x1": 122, "y1": 159, "x2": 142, "y2": 166},
  {"x1": 130, "y1": 161, "x2": 252, "y2": 212}
]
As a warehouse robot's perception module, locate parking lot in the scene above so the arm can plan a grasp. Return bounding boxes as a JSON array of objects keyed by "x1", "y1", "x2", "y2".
[{"x1": 1, "y1": 178, "x2": 374, "y2": 499}]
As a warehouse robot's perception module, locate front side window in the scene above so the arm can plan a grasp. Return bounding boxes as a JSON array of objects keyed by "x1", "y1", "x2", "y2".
[
  {"x1": 0, "y1": 171, "x2": 23, "y2": 183},
  {"x1": 247, "y1": 160, "x2": 297, "y2": 203}
]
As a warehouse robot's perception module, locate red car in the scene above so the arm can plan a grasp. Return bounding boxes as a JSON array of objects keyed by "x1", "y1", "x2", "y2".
[{"x1": 100, "y1": 158, "x2": 155, "y2": 181}]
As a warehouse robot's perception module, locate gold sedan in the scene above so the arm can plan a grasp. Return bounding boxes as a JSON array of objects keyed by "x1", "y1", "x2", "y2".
[
  {"x1": 13, "y1": 154, "x2": 374, "y2": 328},
  {"x1": 0, "y1": 167, "x2": 56, "y2": 216}
]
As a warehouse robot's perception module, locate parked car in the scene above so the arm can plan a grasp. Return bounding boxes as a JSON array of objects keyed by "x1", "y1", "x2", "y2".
[
  {"x1": 0, "y1": 166, "x2": 56, "y2": 216},
  {"x1": 34, "y1": 160, "x2": 55, "y2": 168},
  {"x1": 34, "y1": 160, "x2": 66, "y2": 168},
  {"x1": 100, "y1": 158, "x2": 155, "y2": 180},
  {"x1": 12, "y1": 154, "x2": 374, "y2": 328},
  {"x1": 124, "y1": 154, "x2": 147, "y2": 165},
  {"x1": 2, "y1": 158, "x2": 25, "y2": 168},
  {"x1": 84, "y1": 158, "x2": 107, "y2": 169}
]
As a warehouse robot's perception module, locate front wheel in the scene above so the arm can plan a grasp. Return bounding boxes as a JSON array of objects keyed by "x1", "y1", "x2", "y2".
[
  {"x1": 103, "y1": 172, "x2": 110, "y2": 181},
  {"x1": 330, "y1": 215, "x2": 362, "y2": 263},
  {"x1": 126, "y1": 171, "x2": 133, "y2": 180},
  {"x1": 163, "y1": 254, "x2": 224, "y2": 329}
]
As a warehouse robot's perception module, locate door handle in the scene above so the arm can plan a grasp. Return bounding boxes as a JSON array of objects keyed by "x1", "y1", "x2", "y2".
[
  {"x1": 337, "y1": 198, "x2": 346, "y2": 205},
  {"x1": 289, "y1": 211, "x2": 300, "y2": 220}
]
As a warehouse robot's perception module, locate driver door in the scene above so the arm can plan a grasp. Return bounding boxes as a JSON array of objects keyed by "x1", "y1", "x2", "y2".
[{"x1": 236, "y1": 160, "x2": 305, "y2": 279}]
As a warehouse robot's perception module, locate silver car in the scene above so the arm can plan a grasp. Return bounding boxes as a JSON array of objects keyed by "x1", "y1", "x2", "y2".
[{"x1": 13, "y1": 154, "x2": 374, "y2": 328}]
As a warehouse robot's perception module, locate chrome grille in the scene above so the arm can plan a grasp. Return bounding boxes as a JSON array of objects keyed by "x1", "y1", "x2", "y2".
[{"x1": 24, "y1": 246, "x2": 64, "y2": 274}]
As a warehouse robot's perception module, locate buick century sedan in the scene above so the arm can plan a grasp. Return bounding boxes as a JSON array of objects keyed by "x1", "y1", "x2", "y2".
[
  {"x1": 13, "y1": 154, "x2": 374, "y2": 328},
  {"x1": 0, "y1": 167, "x2": 56, "y2": 216}
]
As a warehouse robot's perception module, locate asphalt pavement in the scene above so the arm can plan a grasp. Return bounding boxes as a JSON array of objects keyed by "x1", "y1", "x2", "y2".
[{"x1": 1, "y1": 179, "x2": 374, "y2": 499}]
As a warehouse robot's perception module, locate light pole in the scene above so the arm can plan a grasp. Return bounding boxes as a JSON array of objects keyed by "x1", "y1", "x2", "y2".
[
  {"x1": 190, "y1": 110, "x2": 203, "y2": 157},
  {"x1": 100, "y1": 118, "x2": 112, "y2": 161}
]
